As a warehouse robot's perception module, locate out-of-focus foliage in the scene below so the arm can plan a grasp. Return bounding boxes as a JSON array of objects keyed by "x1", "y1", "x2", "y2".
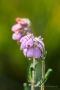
[{"x1": 0, "y1": 0, "x2": 60, "y2": 89}]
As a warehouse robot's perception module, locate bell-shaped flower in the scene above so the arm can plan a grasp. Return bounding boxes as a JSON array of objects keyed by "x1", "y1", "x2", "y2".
[
  {"x1": 20, "y1": 35, "x2": 29, "y2": 43},
  {"x1": 16, "y1": 18, "x2": 30, "y2": 26},
  {"x1": 33, "y1": 48, "x2": 41, "y2": 60},
  {"x1": 26, "y1": 39, "x2": 34, "y2": 48},
  {"x1": 20, "y1": 39, "x2": 27, "y2": 50},
  {"x1": 26, "y1": 47, "x2": 34, "y2": 58},
  {"x1": 12, "y1": 33, "x2": 21, "y2": 40},
  {"x1": 11, "y1": 24, "x2": 22, "y2": 32}
]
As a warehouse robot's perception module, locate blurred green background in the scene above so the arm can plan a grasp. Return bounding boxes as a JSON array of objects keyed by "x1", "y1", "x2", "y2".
[{"x1": 0, "y1": 0, "x2": 60, "y2": 90}]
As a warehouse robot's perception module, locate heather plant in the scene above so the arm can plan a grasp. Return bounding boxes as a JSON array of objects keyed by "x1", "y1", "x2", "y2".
[{"x1": 11, "y1": 18, "x2": 52, "y2": 90}]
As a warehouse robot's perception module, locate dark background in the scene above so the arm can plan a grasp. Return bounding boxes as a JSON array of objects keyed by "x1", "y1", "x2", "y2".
[{"x1": 0, "y1": 0, "x2": 60, "y2": 90}]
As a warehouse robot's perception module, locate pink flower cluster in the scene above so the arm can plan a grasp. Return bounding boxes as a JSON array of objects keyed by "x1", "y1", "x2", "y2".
[
  {"x1": 11, "y1": 18, "x2": 45, "y2": 60},
  {"x1": 20, "y1": 34, "x2": 44, "y2": 60},
  {"x1": 11, "y1": 18, "x2": 30, "y2": 43}
]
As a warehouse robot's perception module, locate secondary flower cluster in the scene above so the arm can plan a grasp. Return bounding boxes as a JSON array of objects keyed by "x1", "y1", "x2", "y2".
[
  {"x1": 11, "y1": 18, "x2": 30, "y2": 42},
  {"x1": 11, "y1": 18, "x2": 45, "y2": 60}
]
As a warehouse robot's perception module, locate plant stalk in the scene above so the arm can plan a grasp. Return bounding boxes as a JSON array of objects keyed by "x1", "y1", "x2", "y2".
[
  {"x1": 31, "y1": 57, "x2": 36, "y2": 90},
  {"x1": 41, "y1": 60, "x2": 45, "y2": 90}
]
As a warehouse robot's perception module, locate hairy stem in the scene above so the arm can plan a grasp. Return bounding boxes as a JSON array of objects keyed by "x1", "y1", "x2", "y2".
[
  {"x1": 41, "y1": 60, "x2": 45, "y2": 90},
  {"x1": 31, "y1": 57, "x2": 36, "y2": 90}
]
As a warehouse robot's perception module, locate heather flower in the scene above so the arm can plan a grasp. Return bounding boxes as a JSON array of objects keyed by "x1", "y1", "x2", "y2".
[
  {"x1": 20, "y1": 33, "x2": 44, "y2": 60},
  {"x1": 20, "y1": 40, "x2": 27, "y2": 50},
  {"x1": 20, "y1": 34, "x2": 34, "y2": 50},
  {"x1": 11, "y1": 18, "x2": 45, "y2": 60},
  {"x1": 12, "y1": 33, "x2": 21, "y2": 40},
  {"x1": 23, "y1": 49, "x2": 27, "y2": 57},
  {"x1": 16, "y1": 18, "x2": 30, "y2": 26},
  {"x1": 11, "y1": 24, "x2": 22, "y2": 32},
  {"x1": 20, "y1": 33, "x2": 34, "y2": 42},
  {"x1": 20, "y1": 36, "x2": 27, "y2": 43},
  {"x1": 33, "y1": 48, "x2": 41, "y2": 60},
  {"x1": 26, "y1": 39, "x2": 34, "y2": 48},
  {"x1": 23, "y1": 48, "x2": 41, "y2": 60},
  {"x1": 26, "y1": 47, "x2": 34, "y2": 59},
  {"x1": 11, "y1": 18, "x2": 31, "y2": 43},
  {"x1": 15, "y1": 18, "x2": 30, "y2": 31},
  {"x1": 25, "y1": 48, "x2": 41, "y2": 60},
  {"x1": 11, "y1": 18, "x2": 50, "y2": 90}
]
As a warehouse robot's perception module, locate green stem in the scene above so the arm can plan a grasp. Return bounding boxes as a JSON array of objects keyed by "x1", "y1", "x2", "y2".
[
  {"x1": 41, "y1": 60, "x2": 45, "y2": 90},
  {"x1": 31, "y1": 57, "x2": 36, "y2": 90}
]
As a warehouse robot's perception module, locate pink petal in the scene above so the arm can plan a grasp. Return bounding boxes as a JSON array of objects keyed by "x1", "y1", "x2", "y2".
[
  {"x1": 11, "y1": 24, "x2": 22, "y2": 31},
  {"x1": 23, "y1": 49, "x2": 27, "y2": 57},
  {"x1": 33, "y1": 48, "x2": 41, "y2": 60},
  {"x1": 20, "y1": 40, "x2": 27, "y2": 50},
  {"x1": 20, "y1": 35, "x2": 29, "y2": 43},
  {"x1": 27, "y1": 47, "x2": 34, "y2": 58},
  {"x1": 26, "y1": 39, "x2": 34, "y2": 48},
  {"x1": 12, "y1": 33, "x2": 21, "y2": 40}
]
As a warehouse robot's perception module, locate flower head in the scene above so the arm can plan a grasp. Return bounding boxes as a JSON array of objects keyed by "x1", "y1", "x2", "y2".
[
  {"x1": 33, "y1": 48, "x2": 41, "y2": 60},
  {"x1": 26, "y1": 47, "x2": 34, "y2": 59},
  {"x1": 12, "y1": 33, "x2": 21, "y2": 40},
  {"x1": 20, "y1": 33, "x2": 45, "y2": 60},
  {"x1": 11, "y1": 17, "x2": 45, "y2": 60},
  {"x1": 11, "y1": 24, "x2": 22, "y2": 32},
  {"x1": 20, "y1": 34, "x2": 34, "y2": 49},
  {"x1": 16, "y1": 18, "x2": 30, "y2": 26},
  {"x1": 26, "y1": 39, "x2": 34, "y2": 48},
  {"x1": 11, "y1": 18, "x2": 31, "y2": 43}
]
